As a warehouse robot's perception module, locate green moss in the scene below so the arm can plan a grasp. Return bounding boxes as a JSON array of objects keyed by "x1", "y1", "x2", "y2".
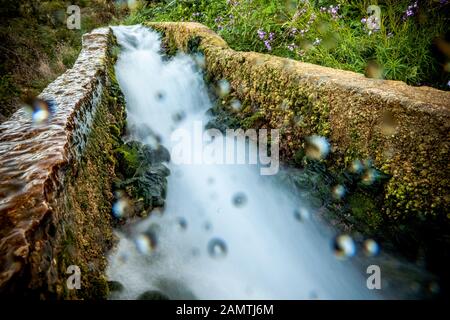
[
  {"x1": 114, "y1": 141, "x2": 170, "y2": 210},
  {"x1": 241, "y1": 110, "x2": 265, "y2": 129},
  {"x1": 348, "y1": 193, "x2": 384, "y2": 231}
]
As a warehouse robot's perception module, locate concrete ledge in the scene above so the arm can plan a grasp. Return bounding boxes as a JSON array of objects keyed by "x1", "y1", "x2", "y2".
[
  {"x1": 0, "y1": 27, "x2": 125, "y2": 298},
  {"x1": 147, "y1": 22, "x2": 450, "y2": 220}
]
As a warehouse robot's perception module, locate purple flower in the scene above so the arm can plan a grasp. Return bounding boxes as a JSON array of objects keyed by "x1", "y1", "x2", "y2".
[
  {"x1": 269, "y1": 32, "x2": 275, "y2": 41},
  {"x1": 227, "y1": 0, "x2": 240, "y2": 6},
  {"x1": 362, "y1": 15, "x2": 380, "y2": 34},
  {"x1": 287, "y1": 43, "x2": 297, "y2": 51},
  {"x1": 403, "y1": 1, "x2": 419, "y2": 20},
  {"x1": 257, "y1": 29, "x2": 266, "y2": 40},
  {"x1": 264, "y1": 40, "x2": 272, "y2": 51},
  {"x1": 293, "y1": 8, "x2": 307, "y2": 20}
]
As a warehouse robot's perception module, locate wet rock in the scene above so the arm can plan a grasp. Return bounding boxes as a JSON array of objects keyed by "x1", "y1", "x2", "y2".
[
  {"x1": 114, "y1": 140, "x2": 170, "y2": 218},
  {"x1": 108, "y1": 280, "x2": 124, "y2": 293},
  {"x1": 154, "y1": 278, "x2": 197, "y2": 300},
  {"x1": 137, "y1": 290, "x2": 170, "y2": 300}
]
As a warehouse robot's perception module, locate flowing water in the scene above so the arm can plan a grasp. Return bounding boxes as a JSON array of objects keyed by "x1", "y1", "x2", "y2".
[{"x1": 107, "y1": 25, "x2": 380, "y2": 300}]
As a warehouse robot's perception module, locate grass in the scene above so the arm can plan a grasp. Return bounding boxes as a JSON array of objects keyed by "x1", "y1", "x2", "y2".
[{"x1": 125, "y1": 0, "x2": 449, "y2": 89}]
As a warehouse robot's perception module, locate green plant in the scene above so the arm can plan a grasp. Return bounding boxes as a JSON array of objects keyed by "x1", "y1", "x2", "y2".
[{"x1": 128, "y1": 0, "x2": 449, "y2": 89}]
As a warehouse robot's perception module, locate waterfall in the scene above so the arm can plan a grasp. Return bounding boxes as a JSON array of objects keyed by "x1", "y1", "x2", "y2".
[{"x1": 107, "y1": 25, "x2": 379, "y2": 300}]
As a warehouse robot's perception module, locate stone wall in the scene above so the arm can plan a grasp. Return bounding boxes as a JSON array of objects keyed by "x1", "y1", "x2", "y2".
[
  {"x1": 0, "y1": 27, "x2": 125, "y2": 298},
  {"x1": 147, "y1": 22, "x2": 450, "y2": 223}
]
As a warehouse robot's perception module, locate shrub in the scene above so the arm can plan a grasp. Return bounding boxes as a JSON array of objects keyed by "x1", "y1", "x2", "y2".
[{"x1": 127, "y1": 0, "x2": 449, "y2": 89}]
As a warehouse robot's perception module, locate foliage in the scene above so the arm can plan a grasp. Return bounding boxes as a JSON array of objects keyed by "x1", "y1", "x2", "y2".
[
  {"x1": 0, "y1": 0, "x2": 128, "y2": 120},
  {"x1": 127, "y1": 0, "x2": 450, "y2": 89}
]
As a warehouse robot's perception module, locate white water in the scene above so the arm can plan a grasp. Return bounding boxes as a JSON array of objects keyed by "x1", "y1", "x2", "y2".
[{"x1": 108, "y1": 25, "x2": 379, "y2": 300}]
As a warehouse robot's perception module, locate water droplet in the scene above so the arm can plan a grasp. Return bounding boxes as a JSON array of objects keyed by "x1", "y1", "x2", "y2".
[
  {"x1": 349, "y1": 159, "x2": 363, "y2": 174},
  {"x1": 24, "y1": 97, "x2": 56, "y2": 124},
  {"x1": 172, "y1": 111, "x2": 186, "y2": 123},
  {"x1": 112, "y1": 198, "x2": 128, "y2": 219},
  {"x1": 332, "y1": 234, "x2": 356, "y2": 259},
  {"x1": 135, "y1": 228, "x2": 158, "y2": 255},
  {"x1": 193, "y1": 53, "x2": 206, "y2": 69},
  {"x1": 207, "y1": 238, "x2": 227, "y2": 259},
  {"x1": 305, "y1": 135, "x2": 330, "y2": 160},
  {"x1": 380, "y1": 111, "x2": 397, "y2": 136},
  {"x1": 293, "y1": 207, "x2": 311, "y2": 222},
  {"x1": 363, "y1": 239, "x2": 380, "y2": 257},
  {"x1": 217, "y1": 79, "x2": 230, "y2": 97},
  {"x1": 280, "y1": 100, "x2": 289, "y2": 110},
  {"x1": 428, "y1": 281, "x2": 440, "y2": 294},
  {"x1": 362, "y1": 168, "x2": 378, "y2": 185},
  {"x1": 230, "y1": 99, "x2": 242, "y2": 110},
  {"x1": 332, "y1": 184, "x2": 346, "y2": 200},
  {"x1": 365, "y1": 60, "x2": 384, "y2": 79},
  {"x1": 191, "y1": 247, "x2": 200, "y2": 257},
  {"x1": 176, "y1": 217, "x2": 187, "y2": 230},
  {"x1": 155, "y1": 91, "x2": 165, "y2": 101},
  {"x1": 204, "y1": 221, "x2": 212, "y2": 231},
  {"x1": 232, "y1": 192, "x2": 247, "y2": 208},
  {"x1": 118, "y1": 252, "x2": 128, "y2": 263},
  {"x1": 309, "y1": 291, "x2": 319, "y2": 299}
]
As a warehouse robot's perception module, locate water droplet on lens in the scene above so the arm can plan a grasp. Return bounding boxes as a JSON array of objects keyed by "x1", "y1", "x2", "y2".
[
  {"x1": 309, "y1": 291, "x2": 319, "y2": 300},
  {"x1": 305, "y1": 135, "x2": 330, "y2": 160},
  {"x1": 332, "y1": 234, "x2": 356, "y2": 259},
  {"x1": 428, "y1": 281, "x2": 440, "y2": 294},
  {"x1": 135, "y1": 228, "x2": 158, "y2": 255},
  {"x1": 349, "y1": 159, "x2": 363, "y2": 173},
  {"x1": 230, "y1": 99, "x2": 242, "y2": 110},
  {"x1": 365, "y1": 60, "x2": 384, "y2": 79},
  {"x1": 362, "y1": 168, "x2": 378, "y2": 185},
  {"x1": 155, "y1": 91, "x2": 165, "y2": 101},
  {"x1": 191, "y1": 247, "x2": 200, "y2": 257},
  {"x1": 293, "y1": 207, "x2": 311, "y2": 222},
  {"x1": 176, "y1": 217, "x2": 187, "y2": 230},
  {"x1": 380, "y1": 111, "x2": 397, "y2": 136},
  {"x1": 218, "y1": 79, "x2": 230, "y2": 97},
  {"x1": 207, "y1": 238, "x2": 227, "y2": 259},
  {"x1": 232, "y1": 192, "x2": 247, "y2": 208},
  {"x1": 118, "y1": 253, "x2": 128, "y2": 263},
  {"x1": 193, "y1": 53, "x2": 206, "y2": 69},
  {"x1": 363, "y1": 239, "x2": 380, "y2": 257},
  {"x1": 112, "y1": 198, "x2": 128, "y2": 219},
  {"x1": 172, "y1": 111, "x2": 186, "y2": 123},
  {"x1": 332, "y1": 184, "x2": 346, "y2": 200},
  {"x1": 204, "y1": 221, "x2": 212, "y2": 231},
  {"x1": 25, "y1": 97, "x2": 56, "y2": 124}
]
